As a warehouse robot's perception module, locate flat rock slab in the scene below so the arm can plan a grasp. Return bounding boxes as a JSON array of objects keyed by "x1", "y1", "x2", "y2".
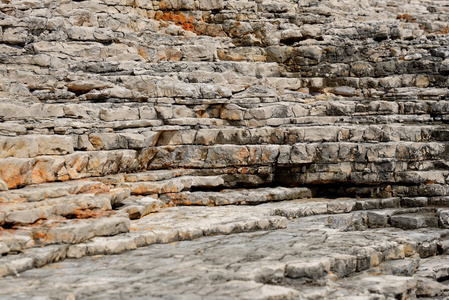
[
  {"x1": 2, "y1": 197, "x2": 449, "y2": 278},
  {"x1": 390, "y1": 213, "x2": 439, "y2": 229},
  {"x1": 1, "y1": 209, "x2": 449, "y2": 299},
  {"x1": 159, "y1": 187, "x2": 312, "y2": 206}
]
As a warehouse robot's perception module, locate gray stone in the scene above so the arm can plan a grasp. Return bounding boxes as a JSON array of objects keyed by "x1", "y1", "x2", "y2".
[
  {"x1": 390, "y1": 213, "x2": 439, "y2": 230},
  {"x1": 285, "y1": 257, "x2": 332, "y2": 279}
]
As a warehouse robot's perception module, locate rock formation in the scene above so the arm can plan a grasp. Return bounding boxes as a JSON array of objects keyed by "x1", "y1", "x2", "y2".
[{"x1": 1, "y1": 0, "x2": 449, "y2": 298}]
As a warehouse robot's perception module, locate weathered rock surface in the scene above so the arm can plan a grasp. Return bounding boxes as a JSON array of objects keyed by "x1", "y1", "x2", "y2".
[
  {"x1": 1, "y1": 200, "x2": 449, "y2": 299},
  {"x1": 1, "y1": 0, "x2": 449, "y2": 298}
]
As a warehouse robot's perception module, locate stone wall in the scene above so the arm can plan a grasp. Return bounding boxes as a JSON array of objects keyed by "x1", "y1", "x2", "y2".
[
  {"x1": 1, "y1": 0, "x2": 449, "y2": 195},
  {"x1": 1, "y1": 0, "x2": 449, "y2": 283}
]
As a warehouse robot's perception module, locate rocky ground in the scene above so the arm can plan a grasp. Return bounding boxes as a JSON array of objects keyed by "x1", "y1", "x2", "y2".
[
  {"x1": 2, "y1": 0, "x2": 449, "y2": 298},
  {"x1": 1, "y1": 197, "x2": 449, "y2": 299}
]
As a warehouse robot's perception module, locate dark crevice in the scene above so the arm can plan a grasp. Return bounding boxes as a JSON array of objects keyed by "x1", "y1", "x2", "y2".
[
  {"x1": 1, "y1": 223, "x2": 14, "y2": 230},
  {"x1": 63, "y1": 214, "x2": 78, "y2": 219},
  {"x1": 189, "y1": 185, "x2": 227, "y2": 192},
  {"x1": 437, "y1": 275, "x2": 449, "y2": 283}
]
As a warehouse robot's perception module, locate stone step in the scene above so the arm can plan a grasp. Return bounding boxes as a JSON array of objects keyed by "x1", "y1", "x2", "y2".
[
  {"x1": 264, "y1": 197, "x2": 399, "y2": 219},
  {"x1": 325, "y1": 208, "x2": 443, "y2": 231},
  {"x1": 259, "y1": 226, "x2": 431, "y2": 283},
  {"x1": 0, "y1": 187, "x2": 130, "y2": 226},
  {"x1": 3, "y1": 128, "x2": 449, "y2": 168},
  {"x1": 0, "y1": 204, "x2": 288, "y2": 277},
  {"x1": 2, "y1": 87, "x2": 449, "y2": 125},
  {"x1": 97, "y1": 167, "x2": 274, "y2": 193},
  {"x1": 8, "y1": 123, "x2": 447, "y2": 154},
  {"x1": 0, "y1": 215, "x2": 130, "y2": 256},
  {"x1": 116, "y1": 172, "x2": 276, "y2": 196},
  {"x1": 437, "y1": 209, "x2": 449, "y2": 228},
  {"x1": 159, "y1": 187, "x2": 312, "y2": 206},
  {"x1": 390, "y1": 213, "x2": 440, "y2": 230},
  {"x1": 76, "y1": 124, "x2": 445, "y2": 149},
  {"x1": 117, "y1": 196, "x2": 162, "y2": 220},
  {"x1": 415, "y1": 255, "x2": 449, "y2": 298},
  {"x1": 336, "y1": 274, "x2": 419, "y2": 299},
  {"x1": 0, "y1": 135, "x2": 74, "y2": 159},
  {"x1": 280, "y1": 227, "x2": 449, "y2": 283},
  {"x1": 1, "y1": 194, "x2": 111, "y2": 225},
  {"x1": 118, "y1": 175, "x2": 227, "y2": 196},
  {"x1": 0, "y1": 195, "x2": 448, "y2": 280},
  {"x1": 1, "y1": 110, "x2": 447, "y2": 143},
  {"x1": 71, "y1": 210, "x2": 287, "y2": 257},
  {"x1": 378, "y1": 228, "x2": 449, "y2": 259},
  {"x1": 0, "y1": 180, "x2": 112, "y2": 203},
  {"x1": 370, "y1": 257, "x2": 420, "y2": 276},
  {"x1": 282, "y1": 170, "x2": 449, "y2": 186},
  {"x1": 1, "y1": 143, "x2": 448, "y2": 191}
]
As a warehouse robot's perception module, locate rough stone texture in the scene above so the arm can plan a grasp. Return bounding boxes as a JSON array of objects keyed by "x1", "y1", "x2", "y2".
[
  {"x1": 1, "y1": 0, "x2": 449, "y2": 298},
  {"x1": 1, "y1": 202, "x2": 449, "y2": 299}
]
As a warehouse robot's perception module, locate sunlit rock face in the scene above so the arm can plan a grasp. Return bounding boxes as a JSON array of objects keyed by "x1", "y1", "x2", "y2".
[{"x1": 1, "y1": 0, "x2": 449, "y2": 298}]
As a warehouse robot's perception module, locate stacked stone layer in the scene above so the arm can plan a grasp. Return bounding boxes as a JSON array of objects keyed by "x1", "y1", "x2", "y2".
[{"x1": 1, "y1": 0, "x2": 449, "y2": 297}]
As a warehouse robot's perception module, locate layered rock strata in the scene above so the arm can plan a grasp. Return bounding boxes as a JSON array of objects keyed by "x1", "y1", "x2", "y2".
[{"x1": 1, "y1": 0, "x2": 449, "y2": 297}]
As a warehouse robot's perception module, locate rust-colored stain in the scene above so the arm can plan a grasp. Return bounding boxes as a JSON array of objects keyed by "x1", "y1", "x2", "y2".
[
  {"x1": 131, "y1": 184, "x2": 158, "y2": 195},
  {"x1": 70, "y1": 208, "x2": 114, "y2": 219},
  {"x1": 158, "y1": 0, "x2": 170, "y2": 10},
  {"x1": 193, "y1": 23, "x2": 226, "y2": 37},
  {"x1": 32, "y1": 231, "x2": 47, "y2": 240},
  {"x1": 0, "y1": 162, "x2": 24, "y2": 189},
  {"x1": 155, "y1": 11, "x2": 195, "y2": 31},
  {"x1": 154, "y1": 10, "x2": 226, "y2": 37},
  {"x1": 138, "y1": 48, "x2": 148, "y2": 60},
  {"x1": 441, "y1": 26, "x2": 449, "y2": 34},
  {"x1": 165, "y1": 48, "x2": 182, "y2": 61},
  {"x1": 397, "y1": 14, "x2": 415, "y2": 22},
  {"x1": 83, "y1": 187, "x2": 110, "y2": 195},
  {"x1": 31, "y1": 168, "x2": 47, "y2": 184},
  {"x1": 78, "y1": 183, "x2": 110, "y2": 194}
]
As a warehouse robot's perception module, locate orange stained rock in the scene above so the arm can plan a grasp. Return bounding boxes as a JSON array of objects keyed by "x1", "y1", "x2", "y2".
[
  {"x1": 138, "y1": 48, "x2": 148, "y2": 60},
  {"x1": 0, "y1": 196, "x2": 26, "y2": 204},
  {"x1": 193, "y1": 23, "x2": 226, "y2": 37},
  {"x1": 31, "y1": 168, "x2": 50, "y2": 184},
  {"x1": 70, "y1": 208, "x2": 114, "y2": 219},
  {"x1": 441, "y1": 26, "x2": 449, "y2": 34},
  {"x1": 83, "y1": 187, "x2": 111, "y2": 196},
  {"x1": 58, "y1": 174, "x2": 70, "y2": 181},
  {"x1": 217, "y1": 50, "x2": 249, "y2": 62},
  {"x1": 0, "y1": 159, "x2": 31, "y2": 189},
  {"x1": 31, "y1": 157, "x2": 67, "y2": 184},
  {"x1": 158, "y1": 0, "x2": 170, "y2": 10},
  {"x1": 32, "y1": 230, "x2": 47, "y2": 240},
  {"x1": 79, "y1": 183, "x2": 110, "y2": 194},
  {"x1": 165, "y1": 48, "x2": 183, "y2": 61},
  {"x1": 162, "y1": 184, "x2": 180, "y2": 194},
  {"x1": 33, "y1": 230, "x2": 59, "y2": 244},
  {"x1": 240, "y1": 167, "x2": 249, "y2": 174},
  {"x1": 88, "y1": 136, "x2": 104, "y2": 150},
  {"x1": 397, "y1": 14, "x2": 415, "y2": 22},
  {"x1": 155, "y1": 11, "x2": 195, "y2": 32},
  {"x1": 370, "y1": 252, "x2": 381, "y2": 267},
  {"x1": 232, "y1": 147, "x2": 249, "y2": 163},
  {"x1": 65, "y1": 153, "x2": 89, "y2": 179},
  {"x1": 130, "y1": 183, "x2": 158, "y2": 195}
]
